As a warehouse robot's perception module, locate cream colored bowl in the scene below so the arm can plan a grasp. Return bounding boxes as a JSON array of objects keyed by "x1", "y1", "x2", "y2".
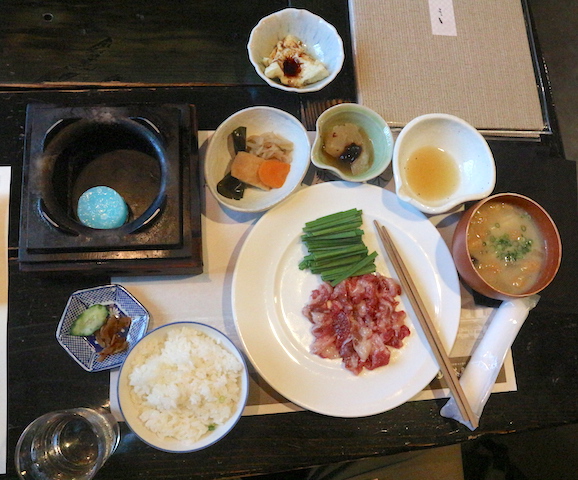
[
  {"x1": 393, "y1": 113, "x2": 496, "y2": 214},
  {"x1": 247, "y1": 8, "x2": 344, "y2": 93},
  {"x1": 311, "y1": 103, "x2": 393, "y2": 182}
]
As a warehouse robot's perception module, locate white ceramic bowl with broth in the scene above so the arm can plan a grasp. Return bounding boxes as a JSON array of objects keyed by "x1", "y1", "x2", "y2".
[
  {"x1": 311, "y1": 103, "x2": 394, "y2": 182},
  {"x1": 247, "y1": 8, "x2": 344, "y2": 93},
  {"x1": 204, "y1": 106, "x2": 311, "y2": 213},
  {"x1": 393, "y1": 114, "x2": 496, "y2": 214}
]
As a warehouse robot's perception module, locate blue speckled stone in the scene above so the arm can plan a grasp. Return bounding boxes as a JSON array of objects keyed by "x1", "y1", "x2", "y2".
[{"x1": 77, "y1": 186, "x2": 129, "y2": 229}]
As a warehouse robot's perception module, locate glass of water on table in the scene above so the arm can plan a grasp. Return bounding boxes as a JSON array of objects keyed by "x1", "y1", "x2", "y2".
[{"x1": 14, "y1": 407, "x2": 120, "y2": 480}]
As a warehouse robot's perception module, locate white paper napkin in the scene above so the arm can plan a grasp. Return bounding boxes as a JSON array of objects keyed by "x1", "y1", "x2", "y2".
[
  {"x1": 440, "y1": 295, "x2": 539, "y2": 429},
  {"x1": 0, "y1": 166, "x2": 11, "y2": 475}
]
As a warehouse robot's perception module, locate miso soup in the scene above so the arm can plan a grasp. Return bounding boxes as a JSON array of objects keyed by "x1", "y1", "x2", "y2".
[{"x1": 467, "y1": 200, "x2": 546, "y2": 295}]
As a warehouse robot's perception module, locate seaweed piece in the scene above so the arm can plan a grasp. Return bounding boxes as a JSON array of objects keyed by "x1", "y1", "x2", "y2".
[
  {"x1": 231, "y1": 126, "x2": 247, "y2": 153},
  {"x1": 339, "y1": 143, "x2": 363, "y2": 164},
  {"x1": 217, "y1": 173, "x2": 246, "y2": 200},
  {"x1": 217, "y1": 127, "x2": 248, "y2": 200}
]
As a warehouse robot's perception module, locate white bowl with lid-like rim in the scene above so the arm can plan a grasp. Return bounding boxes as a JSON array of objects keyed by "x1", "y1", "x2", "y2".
[
  {"x1": 392, "y1": 113, "x2": 496, "y2": 215},
  {"x1": 247, "y1": 8, "x2": 345, "y2": 93}
]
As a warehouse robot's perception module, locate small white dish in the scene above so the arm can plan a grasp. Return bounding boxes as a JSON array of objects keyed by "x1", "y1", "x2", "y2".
[
  {"x1": 117, "y1": 322, "x2": 249, "y2": 453},
  {"x1": 204, "y1": 106, "x2": 311, "y2": 213},
  {"x1": 392, "y1": 113, "x2": 496, "y2": 215},
  {"x1": 247, "y1": 8, "x2": 344, "y2": 93},
  {"x1": 311, "y1": 103, "x2": 393, "y2": 182}
]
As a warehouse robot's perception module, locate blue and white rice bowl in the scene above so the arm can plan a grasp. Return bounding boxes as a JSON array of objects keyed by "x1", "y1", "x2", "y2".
[{"x1": 117, "y1": 322, "x2": 249, "y2": 453}]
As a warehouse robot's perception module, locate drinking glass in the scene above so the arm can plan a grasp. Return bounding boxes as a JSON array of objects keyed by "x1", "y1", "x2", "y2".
[{"x1": 14, "y1": 407, "x2": 120, "y2": 480}]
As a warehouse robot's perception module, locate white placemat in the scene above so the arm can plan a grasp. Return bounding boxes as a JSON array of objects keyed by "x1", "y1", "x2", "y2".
[
  {"x1": 109, "y1": 132, "x2": 302, "y2": 418},
  {"x1": 108, "y1": 132, "x2": 516, "y2": 419}
]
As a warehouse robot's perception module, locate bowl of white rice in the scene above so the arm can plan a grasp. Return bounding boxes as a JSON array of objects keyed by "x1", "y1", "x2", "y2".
[{"x1": 117, "y1": 322, "x2": 249, "y2": 453}]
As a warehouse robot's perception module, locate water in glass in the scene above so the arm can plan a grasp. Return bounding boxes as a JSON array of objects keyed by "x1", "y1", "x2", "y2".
[{"x1": 15, "y1": 407, "x2": 120, "y2": 480}]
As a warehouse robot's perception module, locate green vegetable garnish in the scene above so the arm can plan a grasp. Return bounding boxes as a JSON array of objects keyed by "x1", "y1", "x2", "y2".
[
  {"x1": 299, "y1": 209, "x2": 377, "y2": 286},
  {"x1": 491, "y1": 233, "x2": 533, "y2": 263},
  {"x1": 207, "y1": 424, "x2": 216, "y2": 431}
]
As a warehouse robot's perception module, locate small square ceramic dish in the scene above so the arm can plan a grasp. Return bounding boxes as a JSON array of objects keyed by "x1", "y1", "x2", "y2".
[
  {"x1": 204, "y1": 106, "x2": 311, "y2": 213},
  {"x1": 247, "y1": 8, "x2": 344, "y2": 93},
  {"x1": 392, "y1": 113, "x2": 496, "y2": 215},
  {"x1": 311, "y1": 103, "x2": 394, "y2": 182},
  {"x1": 56, "y1": 284, "x2": 150, "y2": 372},
  {"x1": 117, "y1": 322, "x2": 249, "y2": 453}
]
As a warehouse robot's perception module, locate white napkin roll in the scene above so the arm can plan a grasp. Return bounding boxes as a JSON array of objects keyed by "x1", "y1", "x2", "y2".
[{"x1": 440, "y1": 294, "x2": 540, "y2": 430}]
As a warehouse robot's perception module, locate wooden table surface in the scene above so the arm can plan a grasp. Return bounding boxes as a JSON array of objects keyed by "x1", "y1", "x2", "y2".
[{"x1": 2, "y1": 1, "x2": 578, "y2": 479}]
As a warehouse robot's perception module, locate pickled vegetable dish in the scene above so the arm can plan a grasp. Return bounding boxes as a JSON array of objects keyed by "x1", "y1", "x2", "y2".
[
  {"x1": 69, "y1": 304, "x2": 132, "y2": 361},
  {"x1": 217, "y1": 126, "x2": 293, "y2": 200},
  {"x1": 467, "y1": 200, "x2": 546, "y2": 295}
]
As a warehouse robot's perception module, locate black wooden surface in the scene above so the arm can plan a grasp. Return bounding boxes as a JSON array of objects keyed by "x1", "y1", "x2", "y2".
[
  {"x1": 0, "y1": 0, "x2": 356, "y2": 93},
  {"x1": 0, "y1": 0, "x2": 285, "y2": 85},
  {"x1": 2, "y1": 1, "x2": 578, "y2": 479}
]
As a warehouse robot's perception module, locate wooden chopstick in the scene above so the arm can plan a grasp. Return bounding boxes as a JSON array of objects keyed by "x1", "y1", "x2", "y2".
[{"x1": 373, "y1": 220, "x2": 478, "y2": 429}]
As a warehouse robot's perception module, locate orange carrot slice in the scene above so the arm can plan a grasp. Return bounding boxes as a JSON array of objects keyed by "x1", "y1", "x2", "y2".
[{"x1": 258, "y1": 160, "x2": 291, "y2": 189}]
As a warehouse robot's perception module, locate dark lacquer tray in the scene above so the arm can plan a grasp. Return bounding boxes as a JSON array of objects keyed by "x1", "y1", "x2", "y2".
[{"x1": 18, "y1": 103, "x2": 203, "y2": 275}]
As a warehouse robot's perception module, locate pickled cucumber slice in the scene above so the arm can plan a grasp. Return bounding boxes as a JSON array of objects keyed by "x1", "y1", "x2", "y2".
[{"x1": 69, "y1": 304, "x2": 109, "y2": 336}]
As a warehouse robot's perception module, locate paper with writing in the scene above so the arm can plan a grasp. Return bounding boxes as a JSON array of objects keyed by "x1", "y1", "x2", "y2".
[{"x1": 429, "y1": 0, "x2": 457, "y2": 36}]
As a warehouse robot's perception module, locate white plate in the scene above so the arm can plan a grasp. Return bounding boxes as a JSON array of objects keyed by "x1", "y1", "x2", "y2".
[{"x1": 232, "y1": 182, "x2": 460, "y2": 417}]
